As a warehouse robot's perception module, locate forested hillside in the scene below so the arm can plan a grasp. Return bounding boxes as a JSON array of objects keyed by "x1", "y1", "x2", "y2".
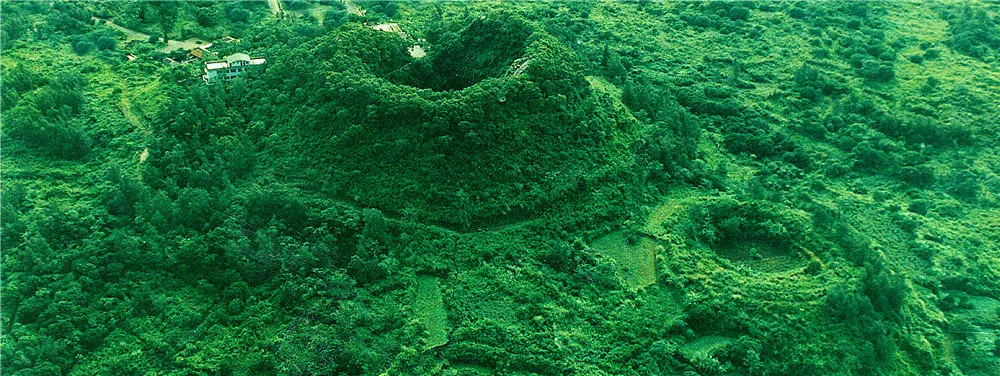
[{"x1": 3, "y1": 1, "x2": 999, "y2": 375}]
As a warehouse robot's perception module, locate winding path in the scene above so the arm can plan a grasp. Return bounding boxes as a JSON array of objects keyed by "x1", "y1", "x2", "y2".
[
  {"x1": 267, "y1": 0, "x2": 285, "y2": 17},
  {"x1": 95, "y1": 17, "x2": 204, "y2": 52},
  {"x1": 342, "y1": 0, "x2": 365, "y2": 16}
]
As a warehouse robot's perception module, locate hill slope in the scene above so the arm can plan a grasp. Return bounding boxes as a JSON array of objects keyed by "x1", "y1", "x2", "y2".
[{"x1": 3, "y1": 1, "x2": 999, "y2": 375}]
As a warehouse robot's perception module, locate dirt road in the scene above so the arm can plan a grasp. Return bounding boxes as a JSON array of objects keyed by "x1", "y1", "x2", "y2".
[
  {"x1": 96, "y1": 18, "x2": 205, "y2": 52},
  {"x1": 342, "y1": 0, "x2": 365, "y2": 16},
  {"x1": 268, "y1": 0, "x2": 284, "y2": 16}
]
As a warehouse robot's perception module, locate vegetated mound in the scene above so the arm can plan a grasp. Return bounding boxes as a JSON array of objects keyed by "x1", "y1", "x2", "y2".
[
  {"x1": 404, "y1": 13, "x2": 535, "y2": 91},
  {"x1": 687, "y1": 200, "x2": 812, "y2": 269},
  {"x1": 263, "y1": 16, "x2": 640, "y2": 228}
]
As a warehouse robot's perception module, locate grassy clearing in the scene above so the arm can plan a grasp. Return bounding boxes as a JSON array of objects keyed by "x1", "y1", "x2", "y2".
[
  {"x1": 286, "y1": 4, "x2": 336, "y2": 26},
  {"x1": 958, "y1": 294, "x2": 1000, "y2": 326},
  {"x1": 415, "y1": 276, "x2": 449, "y2": 349},
  {"x1": 642, "y1": 187, "x2": 718, "y2": 240},
  {"x1": 591, "y1": 232, "x2": 658, "y2": 291},
  {"x1": 679, "y1": 335, "x2": 733, "y2": 361}
]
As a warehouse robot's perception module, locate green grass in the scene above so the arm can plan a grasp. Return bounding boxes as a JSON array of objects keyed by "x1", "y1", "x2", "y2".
[
  {"x1": 591, "y1": 232, "x2": 658, "y2": 291},
  {"x1": 415, "y1": 276, "x2": 449, "y2": 349},
  {"x1": 7, "y1": 1, "x2": 1000, "y2": 374},
  {"x1": 642, "y1": 187, "x2": 718, "y2": 240},
  {"x1": 959, "y1": 294, "x2": 1000, "y2": 326},
  {"x1": 679, "y1": 335, "x2": 733, "y2": 361}
]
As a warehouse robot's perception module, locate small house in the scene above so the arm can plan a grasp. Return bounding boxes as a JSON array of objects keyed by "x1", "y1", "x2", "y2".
[
  {"x1": 203, "y1": 53, "x2": 267, "y2": 83},
  {"x1": 190, "y1": 47, "x2": 206, "y2": 59},
  {"x1": 189, "y1": 42, "x2": 215, "y2": 60}
]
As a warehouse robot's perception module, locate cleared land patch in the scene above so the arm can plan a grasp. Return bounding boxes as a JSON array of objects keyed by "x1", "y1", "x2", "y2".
[
  {"x1": 679, "y1": 335, "x2": 733, "y2": 361},
  {"x1": 415, "y1": 276, "x2": 449, "y2": 348},
  {"x1": 713, "y1": 239, "x2": 806, "y2": 274},
  {"x1": 591, "y1": 232, "x2": 658, "y2": 291}
]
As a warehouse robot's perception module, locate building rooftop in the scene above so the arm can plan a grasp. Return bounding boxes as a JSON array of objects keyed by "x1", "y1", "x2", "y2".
[
  {"x1": 225, "y1": 53, "x2": 251, "y2": 63},
  {"x1": 409, "y1": 45, "x2": 426, "y2": 58},
  {"x1": 372, "y1": 23, "x2": 402, "y2": 33},
  {"x1": 206, "y1": 61, "x2": 229, "y2": 70},
  {"x1": 204, "y1": 54, "x2": 266, "y2": 72}
]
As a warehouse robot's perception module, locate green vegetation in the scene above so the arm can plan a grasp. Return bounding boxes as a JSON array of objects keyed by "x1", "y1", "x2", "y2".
[
  {"x1": 415, "y1": 276, "x2": 449, "y2": 349},
  {"x1": 4, "y1": 1, "x2": 1000, "y2": 375},
  {"x1": 591, "y1": 232, "x2": 659, "y2": 291}
]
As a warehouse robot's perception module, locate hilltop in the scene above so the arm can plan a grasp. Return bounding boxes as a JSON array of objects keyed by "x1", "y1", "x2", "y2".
[{"x1": 3, "y1": 1, "x2": 999, "y2": 375}]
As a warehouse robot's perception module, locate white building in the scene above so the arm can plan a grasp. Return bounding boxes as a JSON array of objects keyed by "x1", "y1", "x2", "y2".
[
  {"x1": 372, "y1": 23, "x2": 426, "y2": 58},
  {"x1": 203, "y1": 53, "x2": 266, "y2": 83}
]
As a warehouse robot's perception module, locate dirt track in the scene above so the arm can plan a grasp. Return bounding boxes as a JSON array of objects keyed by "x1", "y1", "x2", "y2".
[
  {"x1": 342, "y1": 0, "x2": 365, "y2": 16},
  {"x1": 267, "y1": 0, "x2": 284, "y2": 16},
  {"x1": 96, "y1": 18, "x2": 204, "y2": 52}
]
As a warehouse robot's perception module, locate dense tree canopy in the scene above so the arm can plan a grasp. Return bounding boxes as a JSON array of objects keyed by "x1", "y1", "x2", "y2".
[{"x1": 4, "y1": 1, "x2": 1000, "y2": 375}]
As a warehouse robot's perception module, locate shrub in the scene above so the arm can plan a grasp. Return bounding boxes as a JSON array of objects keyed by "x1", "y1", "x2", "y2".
[
  {"x1": 6, "y1": 103, "x2": 91, "y2": 160},
  {"x1": 103, "y1": 164, "x2": 150, "y2": 218},
  {"x1": 720, "y1": 114, "x2": 796, "y2": 158},
  {"x1": 805, "y1": 258, "x2": 823, "y2": 275},
  {"x1": 683, "y1": 14, "x2": 714, "y2": 28},
  {"x1": 878, "y1": 50, "x2": 896, "y2": 62},
  {"x1": 95, "y1": 36, "x2": 116, "y2": 51},
  {"x1": 2, "y1": 15, "x2": 28, "y2": 45},
  {"x1": 944, "y1": 6, "x2": 1000, "y2": 61},
  {"x1": 909, "y1": 241, "x2": 936, "y2": 261},
  {"x1": 5, "y1": 64, "x2": 43, "y2": 96},
  {"x1": 690, "y1": 200, "x2": 804, "y2": 252},
  {"x1": 228, "y1": 8, "x2": 250, "y2": 24},
  {"x1": 920, "y1": 76, "x2": 940, "y2": 94},
  {"x1": 907, "y1": 199, "x2": 931, "y2": 215},
  {"x1": 71, "y1": 40, "x2": 93, "y2": 55},
  {"x1": 861, "y1": 260, "x2": 906, "y2": 317},
  {"x1": 827, "y1": 284, "x2": 874, "y2": 321},
  {"x1": 286, "y1": 0, "x2": 309, "y2": 11},
  {"x1": 794, "y1": 64, "x2": 819, "y2": 86},
  {"x1": 851, "y1": 141, "x2": 889, "y2": 172},
  {"x1": 849, "y1": 53, "x2": 868, "y2": 68},
  {"x1": 949, "y1": 169, "x2": 981, "y2": 201},
  {"x1": 898, "y1": 165, "x2": 936, "y2": 187},
  {"x1": 195, "y1": 7, "x2": 220, "y2": 27},
  {"x1": 835, "y1": 223, "x2": 873, "y2": 265},
  {"x1": 539, "y1": 244, "x2": 575, "y2": 273},
  {"x1": 728, "y1": 6, "x2": 750, "y2": 21},
  {"x1": 859, "y1": 60, "x2": 894, "y2": 82},
  {"x1": 31, "y1": 84, "x2": 85, "y2": 117},
  {"x1": 381, "y1": 1, "x2": 399, "y2": 18},
  {"x1": 323, "y1": 9, "x2": 347, "y2": 28}
]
